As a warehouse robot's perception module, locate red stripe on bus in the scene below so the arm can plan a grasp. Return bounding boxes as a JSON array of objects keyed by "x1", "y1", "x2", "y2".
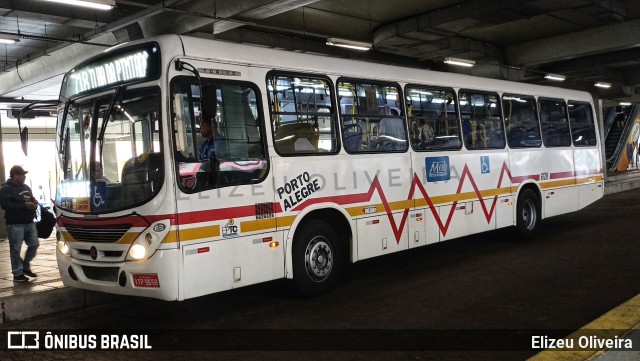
[
  {"x1": 176, "y1": 202, "x2": 283, "y2": 225},
  {"x1": 550, "y1": 171, "x2": 576, "y2": 179},
  {"x1": 59, "y1": 214, "x2": 152, "y2": 227},
  {"x1": 57, "y1": 164, "x2": 603, "y2": 238}
]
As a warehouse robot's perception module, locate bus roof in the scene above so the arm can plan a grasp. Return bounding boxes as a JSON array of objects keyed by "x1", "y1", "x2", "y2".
[
  {"x1": 176, "y1": 35, "x2": 593, "y2": 102},
  {"x1": 75, "y1": 34, "x2": 593, "y2": 103}
]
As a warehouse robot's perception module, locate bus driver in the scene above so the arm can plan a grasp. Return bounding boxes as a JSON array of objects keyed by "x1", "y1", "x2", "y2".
[{"x1": 199, "y1": 118, "x2": 224, "y2": 160}]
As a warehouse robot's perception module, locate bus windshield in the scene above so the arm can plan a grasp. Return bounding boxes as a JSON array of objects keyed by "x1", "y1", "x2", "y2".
[{"x1": 56, "y1": 87, "x2": 163, "y2": 214}]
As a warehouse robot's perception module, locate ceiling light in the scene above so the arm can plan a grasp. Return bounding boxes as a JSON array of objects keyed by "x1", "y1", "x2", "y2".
[
  {"x1": 444, "y1": 57, "x2": 475, "y2": 67},
  {"x1": 326, "y1": 38, "x2": 372, "y2": 51},
  {"x1": 595, "y1": 81, "x2": 611, "y2": 88},
  {"x1": 619, "y1": 102, "x2": 632, "y2": 106},
  {"x1": 545, "y1": 73, "x2": 566, "y2": 81},
  {"x1": 40, "y1": 0, "x2": 115, "y2": 11},
  {"x1": 0, "y1": 34, "x2": 20, "y2": 44}
]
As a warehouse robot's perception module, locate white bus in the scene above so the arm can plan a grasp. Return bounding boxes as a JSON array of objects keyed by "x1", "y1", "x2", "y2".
[{"x1": 52, "y1": 35, "x2": 603, "y2": 300}]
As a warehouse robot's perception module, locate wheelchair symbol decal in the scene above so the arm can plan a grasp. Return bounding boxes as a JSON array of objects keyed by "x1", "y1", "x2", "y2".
[
  {"x1": 480, "y1": 156, "x2": 490, "y2": 174},
  {"x1": 93, "y1": 186, "x2": 105, "y2": 207},
  {"x1": 91, "y1": 181, "x2": 107, "y2": 210}
]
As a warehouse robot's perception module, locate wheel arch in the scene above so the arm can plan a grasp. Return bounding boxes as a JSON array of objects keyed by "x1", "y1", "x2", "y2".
[{"x1": 284, "y1": 203, "x2": 354, "y2": 279}]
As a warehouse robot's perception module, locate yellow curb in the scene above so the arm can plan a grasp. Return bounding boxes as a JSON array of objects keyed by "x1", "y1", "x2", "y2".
[{"x1": 528, "y1": 293, "x2": 640, "y2": 360}]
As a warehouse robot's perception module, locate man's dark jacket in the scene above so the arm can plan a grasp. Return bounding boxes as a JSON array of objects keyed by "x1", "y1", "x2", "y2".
[{"x1": 0, "y1": 178, "x2": 36, "y2": 224}]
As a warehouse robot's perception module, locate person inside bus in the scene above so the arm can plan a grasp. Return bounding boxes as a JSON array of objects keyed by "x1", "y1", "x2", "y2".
[
  {"x1": 199, "y1": 117, "x2": 224, "y2": 160},
  {"x1": 462, "y1": 117, "x2": 473, "y2": 148},
  {"x1": 89, "y1": 161, "x2": 106, "y2": 182},
  {"x1": 409, "y1": 119, "x2": 435, "y2": 149}
]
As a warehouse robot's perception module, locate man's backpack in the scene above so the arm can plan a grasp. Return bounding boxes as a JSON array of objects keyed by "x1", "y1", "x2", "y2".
[{"x1": 36, "y1": 205, "x2": 56, "y2": 239}]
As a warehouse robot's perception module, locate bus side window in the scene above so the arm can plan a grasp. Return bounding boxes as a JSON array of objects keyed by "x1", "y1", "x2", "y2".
[
  {"x1": 539, "y1": 98, "x2": 571, "y2": 147},
  {"x1": 502, "y1": 94, "x2": 541, "y2": 148},
  {"x1": 459, "y1": 90, "x2": 505, "y2": 150},
  {"x1": 337, "y1": 80, "x2": 407, "y2": 153},
  {"x1": 405, "y1": 86, "x2": 461, "y2": 151},
  {"x1": 568, "y1": 101, "x2": 597, "y2": 146},
  {"x1": 171, "y1": 77, "x2": 269, "y2": 193},
  {"x1": 267, "y1": 73, "x2": 338, "y2": 156}
]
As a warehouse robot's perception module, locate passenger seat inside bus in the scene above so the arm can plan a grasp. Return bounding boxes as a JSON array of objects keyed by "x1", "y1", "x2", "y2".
[
  {"x1": 275, "y1": 122, "x2": 319, "y2": 153},
  {"x1": 121, "y1": 152, "x2": 162, "y2": 202},
  {"x1": 343, "y1": 123, "x2": 362, "y2": 152},
  {"x1": 373, "y1": 118, "x2": 406, "y2": 150}
]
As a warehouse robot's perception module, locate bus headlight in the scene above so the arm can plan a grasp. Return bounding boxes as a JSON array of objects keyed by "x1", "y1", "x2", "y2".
[
  {"x1": 129, "y1": 244, "x2": 146, "y2": 260},
  {"x1": 58, "y1": 240, "x2": 70, "y2": 256},
  {"x1": 125, "y1": 220, "x2": 170, "y2": 261}
]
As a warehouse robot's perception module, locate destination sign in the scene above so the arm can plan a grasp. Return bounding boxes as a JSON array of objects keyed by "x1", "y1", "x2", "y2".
[{"x1": 61, "y1": 42, "x2": 161, "y2": 100}]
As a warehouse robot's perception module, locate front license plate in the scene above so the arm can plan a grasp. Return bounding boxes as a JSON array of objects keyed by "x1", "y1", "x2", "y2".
[{"x1": 132, "y1": 274, "x2": 160, "y2": 288}]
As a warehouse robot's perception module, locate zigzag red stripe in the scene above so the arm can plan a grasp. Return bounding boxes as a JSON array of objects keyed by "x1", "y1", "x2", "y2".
[{"x1": 297, "y1": 161, "x2": 518, "y2": 243}]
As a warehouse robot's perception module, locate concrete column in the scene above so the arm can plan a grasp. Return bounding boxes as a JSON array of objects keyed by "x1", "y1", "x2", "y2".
[{"x1": 0, "y1": 113, "x2": 6, "y2": 239}]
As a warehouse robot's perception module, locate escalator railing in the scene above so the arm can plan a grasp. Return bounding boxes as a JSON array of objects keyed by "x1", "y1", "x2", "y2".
[
  {"x1": 608, "y1": 105, "x2": 640, "y2": 172},
  {"x1": 603, "y1": 107, "x2": 616, "y2": 139}
]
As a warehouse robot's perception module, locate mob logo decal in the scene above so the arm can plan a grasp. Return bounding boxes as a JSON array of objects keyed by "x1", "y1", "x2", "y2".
[{"x1": 425, "y1": 156, "x2": 450, "y2": 182}]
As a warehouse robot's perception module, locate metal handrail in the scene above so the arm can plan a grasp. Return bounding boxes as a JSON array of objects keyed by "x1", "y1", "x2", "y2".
[{"x1": 608, "y1": 105, "x2": 640, "y2": 171}]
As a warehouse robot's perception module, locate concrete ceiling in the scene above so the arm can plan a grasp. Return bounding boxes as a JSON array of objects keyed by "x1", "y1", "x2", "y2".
[{"x1": 1, "y1": 0, "x2": 640, "y2": 113}]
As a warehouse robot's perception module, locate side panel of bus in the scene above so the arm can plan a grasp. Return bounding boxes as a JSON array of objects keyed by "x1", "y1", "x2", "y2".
[
  {"x1": 436, "y1": 151, "x2": 511, "y2": 240},
  {"x1": 540, "y1": 149, "x2": 578, "y2": 218},
  {"x1": 574, "y1": 147, "x2": 604, "y2": 209},
  {"x1": 349, "y1": 153, "x2": 411, "y2": 260},
  {"x1": 170, "y1": 62, "x2": 285, "y2": 300}
]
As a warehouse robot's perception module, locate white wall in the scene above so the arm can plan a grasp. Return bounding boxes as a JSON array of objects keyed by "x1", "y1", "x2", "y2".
[{"x1": 2, "y1": 140, "x2": 57, "y2": 205}]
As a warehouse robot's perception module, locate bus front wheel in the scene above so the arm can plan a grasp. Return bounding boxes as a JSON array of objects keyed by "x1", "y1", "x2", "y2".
[
  {"x1": 516, "y1": 188, "x2": 541, "y2": 240},
  {"x1": 292, "y1": 219, "x2": 342, "y2": 297}
]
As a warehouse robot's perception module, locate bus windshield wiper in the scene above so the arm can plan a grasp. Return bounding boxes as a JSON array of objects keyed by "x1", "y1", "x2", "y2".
[{"x1": 98, "y1": 85, "x2": 125, "y2": 151}]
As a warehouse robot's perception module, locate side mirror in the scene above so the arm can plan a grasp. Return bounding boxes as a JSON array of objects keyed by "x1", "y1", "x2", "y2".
[{"x1": 20, "y1": 127, "x2": 29, "y2": 155}]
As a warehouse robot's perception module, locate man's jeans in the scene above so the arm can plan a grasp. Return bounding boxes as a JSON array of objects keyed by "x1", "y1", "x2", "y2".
[{"x1": 7, "y1": 223, "x2": 39, "y2": 277}]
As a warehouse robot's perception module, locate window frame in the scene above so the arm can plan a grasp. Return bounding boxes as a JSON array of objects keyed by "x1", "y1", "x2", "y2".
[
  {"x1": 502, "y1": 93, "x2": 542, "y2": 149},
  {"x1": 337, "y1": 77, "x2": 408, "y2": 154},
  {"x1": 458, "y1": 89, "x2": 506, "y2": 150},
  {"x1": 567, "y1": 100, "x2": 598, "y2": 147},
  {"x1": 266, "y1": 71, "x2": 340, "y2": 157},
  {"x1": 404, "y1": 84, "x2": 462, "y2": 152},
  {"x1": 170, "y1": 76, "x2": 270, "y2": 194},
  {"x1": 538, "y1": 97, "x2": 572, "y2": 148}
]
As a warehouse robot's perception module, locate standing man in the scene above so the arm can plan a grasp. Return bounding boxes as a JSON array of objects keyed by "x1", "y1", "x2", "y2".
[{"x1": 0, "y1": 165, "x2": 39, "y2": 282}]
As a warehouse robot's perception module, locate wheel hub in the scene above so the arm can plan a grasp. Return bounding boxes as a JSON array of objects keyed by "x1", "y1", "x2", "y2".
[
  {"x1": 305, "y1": 236, "x2": 333, "y2": 282},
  {"x1": 522, "y1": 199, "x2": 537, "y2": 230}
]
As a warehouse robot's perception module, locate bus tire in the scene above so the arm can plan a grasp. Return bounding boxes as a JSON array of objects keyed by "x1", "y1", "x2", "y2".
[
  {"x1": 292, "y1": 219, "x2": 342, "y2": 297},
  {"x1": 516, "y1": 188, "x2": 540, "y2": 240}
]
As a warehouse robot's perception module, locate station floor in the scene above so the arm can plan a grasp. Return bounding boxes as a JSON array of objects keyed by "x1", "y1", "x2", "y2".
[
  {"x1": 0, "y1": 172, "x2": 639, "y2": 359},
  {"x1": 0, "y1": 234, "x2": 62, "y2": 299}
]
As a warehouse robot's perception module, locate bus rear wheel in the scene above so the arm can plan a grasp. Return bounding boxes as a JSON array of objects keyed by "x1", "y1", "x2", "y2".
[
  {"x1": 292, "y1": 219, "x2": 342, "y2": 297},
  {"x1": 516, "y1": 188, "x2": 540, "y2": 240}
]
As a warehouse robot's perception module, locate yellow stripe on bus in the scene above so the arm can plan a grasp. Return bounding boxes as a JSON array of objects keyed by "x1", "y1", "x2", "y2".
[
  {"x1": 162, "y1": 230, "x2": 178, "y2": 244},
  {"x1": 387, "y1": 199, "x2": 414, "y2": 212},
  {"x1": 61, "y1": 230, "x2": 139, "y2": 244},
  {"x1": 540, "y1": 179, "x2": 576, "y2": 189},
  {"x1": 241, "y1": 218, "x2": 278, "y2": 233},
  {"x1": 66, "y1": 177, "x2": 604, "y2": 245},
  {"x1": 576, "y1": 175, "x2": 604, "y2": 185},
  {"x1": 178, "y1": 225, "x2": 221, "y2": 242},
  {"x1": 115, "y1": 232, "x2": 139, "y2": 245},
  {"x1": 277, "y1": 215, "x2": 296, "y2": 228}
]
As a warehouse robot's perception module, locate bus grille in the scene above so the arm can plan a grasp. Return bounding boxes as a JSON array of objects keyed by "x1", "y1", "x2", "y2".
[
  {"x1": 81, "y1": 266, "x2": 119, "y2": 282},
  {"x1": 77, "y1": 249, "x2": 124, "y2": 258},
  {"x1": 65, "y1": 224, "x2": 132, "y2": 243}
]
